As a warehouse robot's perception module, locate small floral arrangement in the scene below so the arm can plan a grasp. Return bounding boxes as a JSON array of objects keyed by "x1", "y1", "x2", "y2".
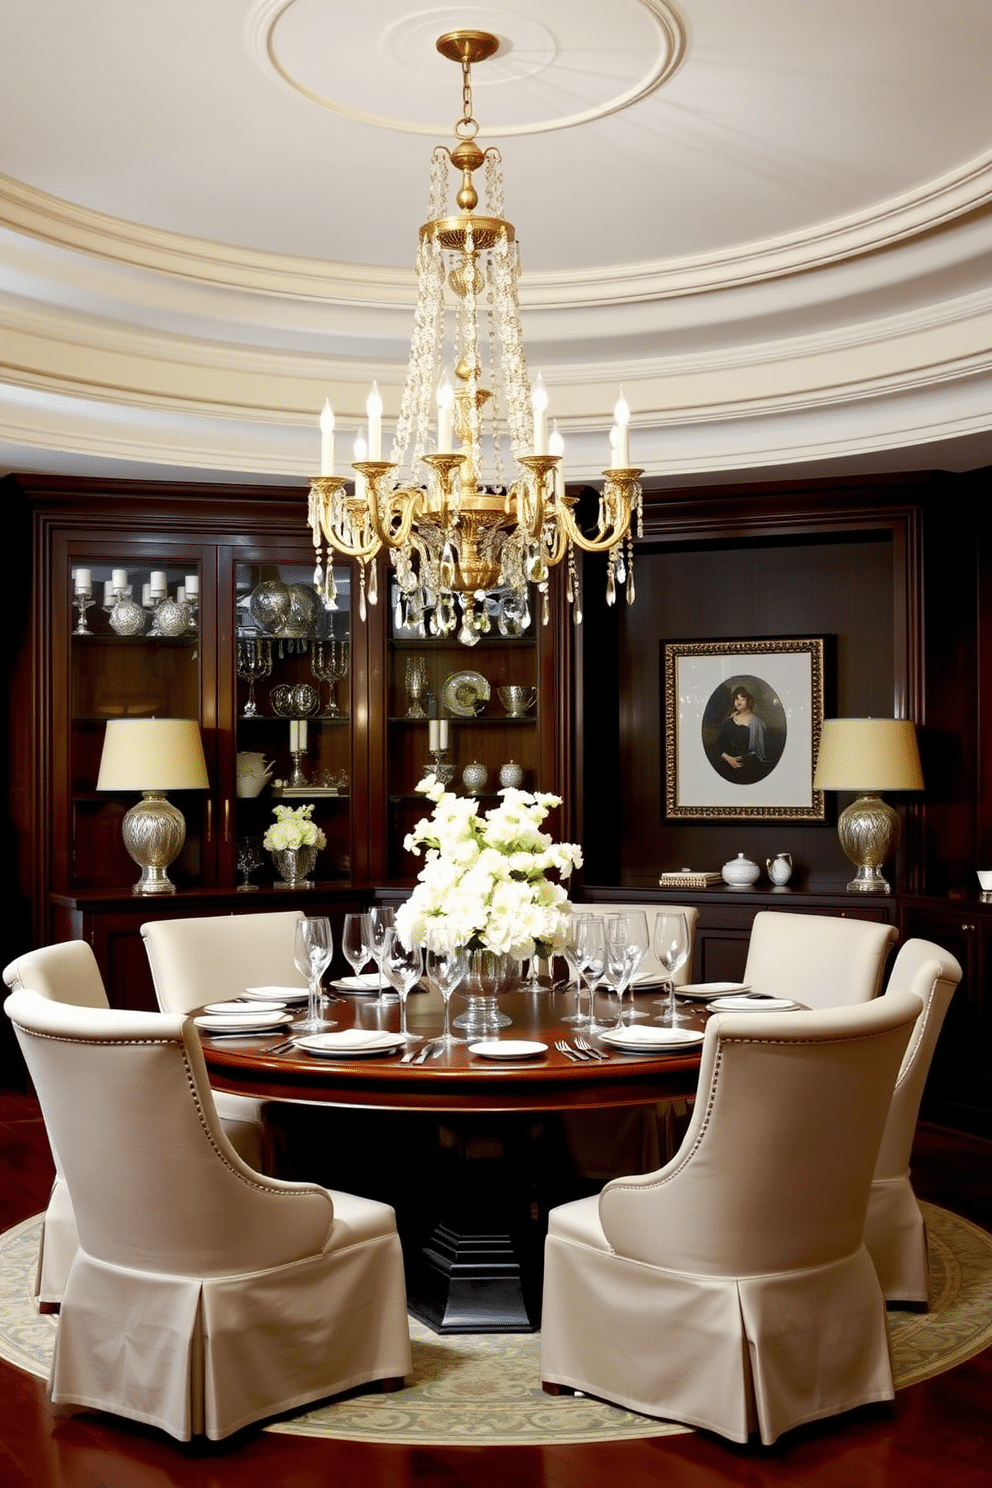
[
  {"x1": 395, "y1": 778, "x2": 582, "y2": 959},
  {"x1": 262, "y1": 803, "x2": 327, "y2": 852}
]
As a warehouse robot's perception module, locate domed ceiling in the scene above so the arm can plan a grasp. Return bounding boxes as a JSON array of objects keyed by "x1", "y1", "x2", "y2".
[{"x1": 1, "y1": 0, "x2": 989, "y2": 484}]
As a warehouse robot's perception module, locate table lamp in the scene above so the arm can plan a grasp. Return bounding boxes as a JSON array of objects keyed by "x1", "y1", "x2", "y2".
[
  {"x1": 97, "y1": 718, "x2": 209, "y2": 894},
  {"x1": 813, "y1": 718, "x2": 923, "y2": 893}
]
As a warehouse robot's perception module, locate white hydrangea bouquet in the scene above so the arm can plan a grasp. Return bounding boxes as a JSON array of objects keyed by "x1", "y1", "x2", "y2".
[
  {"x1": 262, "y1": 803, "x2": 327, "y2": 851},
  {"x1": 395, "y1": 778, "x2": 582, "y2": 959}
]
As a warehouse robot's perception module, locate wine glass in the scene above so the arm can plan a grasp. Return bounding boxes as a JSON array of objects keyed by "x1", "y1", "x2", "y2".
[
  {"x1": 235, "y1": 834, "x2": 263, "y2": 891},
  {"x1": 368, "y1": 906, "x2": 395, "y2": 999},
  {"x1": 604, "y1": 911, "x2": 649, "y2": 1029},
  {"x1": 341, "y1": 913, "x2": 372, "y2": 983},
  {"x1": 561, "y1": 914, "x2": 591, "y2": 1025},
  {"x1": 425, "y1": 945, "x2": 469, "y2": 1047},
  {"x1": 653, "y1": 912, "x2": 692, "y2": 1026},
  {"x1": 576, "y1": 916, "x2": 608, "y2": 1031},
  {"x1": 293, "y1": 917, "x2": 335, "y2": 1033},
  {"x1": 383, "y1": 929, "x2": 423, "y2": 1043}
]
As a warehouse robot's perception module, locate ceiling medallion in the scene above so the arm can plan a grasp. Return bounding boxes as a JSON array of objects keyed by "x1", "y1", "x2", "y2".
[{"x1": 307, "y1": 29, "x2": 642, "y2": 646}]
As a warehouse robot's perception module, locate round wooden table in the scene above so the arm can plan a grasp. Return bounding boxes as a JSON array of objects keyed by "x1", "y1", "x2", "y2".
[{"x1": 200, "y1": 982, "x2": 706, "y2": 1333}]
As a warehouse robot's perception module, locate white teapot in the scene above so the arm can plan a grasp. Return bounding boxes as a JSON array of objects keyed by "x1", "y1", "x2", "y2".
[{"x1": 236, "y1": 752, "x2": 273, "y2": 798}]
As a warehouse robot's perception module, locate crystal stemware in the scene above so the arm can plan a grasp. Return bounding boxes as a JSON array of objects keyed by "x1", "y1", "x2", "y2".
[
  {"x1": 368, "y1": 906, "x2": 396, "y2": 1000},
  {"x1": 341, "y1": 912, "x2": 372, "y2": 982},
  {"x1": 576, "y1": 916, "x2": 608, "y2": 1031},
  {"x1": 653, "y1": 912, "x2": 692, "y2": 1026},
  {"x1": 561, "y1": 914, "x2": 591, "y2": 1025},
  {"x1": 604, "y1": 911, "x2": 649, "y2": 1029},
  {"x1": 425, "y1": 945, "x2": 469, "y2": 1047},
  {"x1": 236, "y1": 638, "x2": 272, "y2": 718},
  {"x1": 293, "y1": 917, "x2": 335, "y2": 1033},
  {"x1": 235, "y1": 834, "x2": 264, "y2": 891},
  {"x1": 311, "y1": 639, "x2": 350, "y2": 717},
  {"x1": 383, "y1": 929, "x2": 423, "y2": 1043}
]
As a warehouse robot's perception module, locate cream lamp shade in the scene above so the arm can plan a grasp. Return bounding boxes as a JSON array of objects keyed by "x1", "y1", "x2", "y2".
[
  {"x1": 813, "y1": 718, "x2": 923, "y2": 894},
  {"x1": 97, "y1": 718, "x2": 209, "y2": 895}
]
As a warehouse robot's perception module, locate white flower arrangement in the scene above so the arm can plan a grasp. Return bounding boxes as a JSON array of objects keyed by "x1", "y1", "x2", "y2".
[
  {"x1": 262, "y1": 803, "x2": 327, "y2": 852},
  {"x1": 395, "y1": 778, "x2": 582, "y2": 959}
]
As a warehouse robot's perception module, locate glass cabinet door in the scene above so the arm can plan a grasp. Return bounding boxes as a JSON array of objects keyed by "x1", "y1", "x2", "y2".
[
  {"x1": 386, "y1": 583, "x2": 540, "y2": 879},
  {"x1": 233, "y1": 561, "x2": 352, "y2": 886},
  {"x1": 67, "y1": 555, "x2": 205, "y2": 890}
]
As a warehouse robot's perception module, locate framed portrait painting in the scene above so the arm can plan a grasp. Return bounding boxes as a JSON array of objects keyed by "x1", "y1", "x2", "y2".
[{"x1": 663, "y1": 637, "x2": 826, "y2": 820}]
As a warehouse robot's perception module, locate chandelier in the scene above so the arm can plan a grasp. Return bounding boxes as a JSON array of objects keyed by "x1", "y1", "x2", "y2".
[{"x1": 307, "y1": 29, "x2": 643, "y2": 646}]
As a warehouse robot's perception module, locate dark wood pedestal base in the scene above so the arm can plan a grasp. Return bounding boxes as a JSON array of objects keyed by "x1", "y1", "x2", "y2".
[{"x1": 407, "y1": 1221, "x2": 538, "y2": 1333}]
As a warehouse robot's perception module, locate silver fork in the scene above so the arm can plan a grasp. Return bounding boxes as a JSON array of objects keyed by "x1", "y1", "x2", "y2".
[
  {"x1": 555, "y1": 1039, "x2": 582, "y2": 1062},
  {"x1": 575, "y1": 1037, "x2": 608, "y2": 1061}
]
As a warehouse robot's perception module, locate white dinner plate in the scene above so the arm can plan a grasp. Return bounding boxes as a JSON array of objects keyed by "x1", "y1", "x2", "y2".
[
  {"x1": 676, "y1": 982, "x2": 751, "y2": 1000},
  {"x1": 243, "y1": 985, "x2": 309, "y2": 1002},
  {"x1": 330, "y1": 974, "x2": 383, "y2": 994},
  {"x1": 203, "y1": 1000, "x2": 285, "y2": 1015},
  {"x1": 194, "y1": 1011, "x2": 294, "y2": 1034},
  {"x1": 294, "y1": 1030, "x2": 405, "y2": 1057},
  {"x1": 599, "y1": 1026, "x2": 705, "y2": 1053},
  {"x1": 469, "y1": 1040, "x2": 548, "y2": 1060},
  {"x1": 707, "y1": 995, "x2": 802, "y2": 1012}
]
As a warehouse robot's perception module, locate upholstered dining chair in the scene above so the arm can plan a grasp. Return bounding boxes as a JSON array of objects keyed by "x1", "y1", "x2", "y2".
[
  {"x1": 865, "y1": 938, "x2": 963, "y2": 1305},
  {"x1": 2, "y1": 940, "x2": 265, "y2": 1310},
  {"x1": 562, "y1": 904, "x2": 700, "y2": 1178},
  {"x1": 140, "y1": 909, "x2": 306, "y2": 1011},
  {"x1": 576, "y1": 903, "x2": 699, "y2": 985},
  {"x1": 743, "y1": 910, "x2": 897, "y2": 1007},
  {"x1": 142, "y1": 910, "x2": 308, "y2": 1172},
  {"x1": 4, "y1": 988, "x2": 411, "y2": 1441},
  {"x1": 540, "y1": 990, "x2": 922, "y2": 1445}
]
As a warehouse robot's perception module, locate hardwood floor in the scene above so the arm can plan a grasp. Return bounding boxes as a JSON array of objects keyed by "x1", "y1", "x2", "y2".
[{"x1": 1, "y1": 1090, "x2": 989, "y2": 1488}]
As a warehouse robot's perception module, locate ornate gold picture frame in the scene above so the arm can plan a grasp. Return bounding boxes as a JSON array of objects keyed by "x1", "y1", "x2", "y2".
[{"x1": 663, "y1": 637, "x2": 826, "y2": 821}]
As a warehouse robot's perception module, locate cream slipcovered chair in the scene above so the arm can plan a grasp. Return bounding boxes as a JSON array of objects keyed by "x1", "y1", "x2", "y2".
[
  {"x1": 540, "y1": 990, "x2": 922, "y2": 1445},
  {"x1": 2, "y1": 940, "x2": 265, "y2": 1309},
  {"x1": 4, "y1": 988, "x2": 411, "y2": 1441},
  {"x1": 563, "y1": 905, "x2": 700, "y2": 1177},
  {"x1": 865, "y1": 939, "x2": 963, "y2": 1305},
  {"x1": 141, "y1": 910, "x2": 308, "y2": 1171},
  {"x1": 744, "y1": 910, "x2": 897, "y2": 1007},
  {"x1": 140, "y1": 909, "x2": 306, "y2": 1011}
]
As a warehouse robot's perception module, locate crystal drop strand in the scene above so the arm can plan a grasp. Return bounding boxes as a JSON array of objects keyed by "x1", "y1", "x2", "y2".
[
  {"x1": 484, "y1": 149, "x2": 505, "y2": 220},
  {"x1": 490, "y1": 232, "x2": 530, "y2": 456},
  {"x1": 540, "y1": 583, "x2": 550, "y2": 626},
  {"x1": 463, "y1": 222, "x2": 483, "y2": 483},
  {"x1": 626, "y1": 536, "x2": 636, "y2": 605},
  {"x1": 429, "y1": 146, "x2": 449, "y2": 220},
  {"x1": 367, "y1": 557, "x2": 379, "y2": 606},
  {"x1": 486, "y1": 272, "x2": 509, "y2": 489},
  {"x1": 393, "y1": 232, "x2": 445, "y2": 479},
  {"x1": 324, "y1": 567, "x2": 338, "y2": 610},
  {"x1": 606, "y1": 551, "x2": 617, "y2": 607},
  {"x1": 358, "y1": 564, "x2": 367, "y2": 622}
]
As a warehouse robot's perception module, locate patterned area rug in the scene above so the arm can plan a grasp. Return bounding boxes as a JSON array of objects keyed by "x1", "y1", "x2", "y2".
[{"x1": 0, "y1": 1202, "x2": 989, "y2": 1446}]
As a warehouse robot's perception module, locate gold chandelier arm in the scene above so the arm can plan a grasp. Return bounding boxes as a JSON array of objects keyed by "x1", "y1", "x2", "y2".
[
  {"x1": 554, "y1": 469, "x2": 643, "y2": 554},
  {"x1": 310, "y1": 477, "x2": 382, "y2": 562},
  {"x1": 356, "y1": 462, "x2": 428, "y2": 553}
]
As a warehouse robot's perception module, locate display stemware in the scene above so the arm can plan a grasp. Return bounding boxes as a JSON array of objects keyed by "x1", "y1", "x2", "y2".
[
  {"x1": 293, "y1": 917, "x2": 335, "y2": 1033},
  {"x1": 425, "y1": 946, "x2": 469, "y2": 1047},
  {"x1": 311, "y1": 639, "x2": 350, "y2": 717},
  {"x1": 653, "y1": 912, "x2": 692, "y2": 1025},
  {"x1": 236, "y1": 638, "x2": 272, "y2": 718},
  {"x1": 235, "y1": 834, "x2": 264, "y2": 891},
  {"x1": 604, "y1": 911, "x2": 649, "y2": 1029},
  {"x1": 383, "y1": 929, "x2": 423, "y2": 1043},
  {"x1": 368, "y1": 906, "x2": 396, "y2": 999},
  {"x1": 341, "y1": 912, "x2": 372, "y2": 981}
]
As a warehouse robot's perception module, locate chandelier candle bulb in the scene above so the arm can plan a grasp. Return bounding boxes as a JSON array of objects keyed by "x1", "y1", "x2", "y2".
[
  {"x1": 354, "y1": 430, "x2": 368, "y2": 501},
  {"x1": 532, "y1": 375, "x2": 549, "y2": 455},
  {"x1": 319, "y1": 399, "x2": 335, "y2": 476},
  {"x1": 549, "y1": 423, "x2": 565, "y2": 499},
  {"x1": 367, "y1": 383, "x2": 383, "y2": 461},
  {"x1": 614, "y1": 392, "x2": 631, "y2": 468}
]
